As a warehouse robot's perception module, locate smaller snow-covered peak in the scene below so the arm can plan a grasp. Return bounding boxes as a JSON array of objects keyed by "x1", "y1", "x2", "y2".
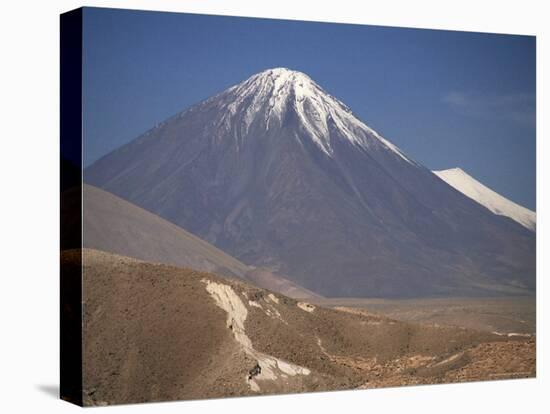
[
  {"x1": 434, "y1": 168, "x2": 536, "y2": 231},
  {"x1": 444, "y1": 167, "x2": 466, "y2": 174}
]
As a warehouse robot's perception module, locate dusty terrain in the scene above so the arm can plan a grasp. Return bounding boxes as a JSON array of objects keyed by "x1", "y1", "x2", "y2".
[
  {"x1": 313, "y1": 296, "x2": 535, "y2": 334},
  {"x1": 67, "y1": 249, "x2": 535, "y2": 406}
]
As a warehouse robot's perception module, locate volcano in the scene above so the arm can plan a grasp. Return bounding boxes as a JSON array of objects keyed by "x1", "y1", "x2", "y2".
[{"x1": 85, "y1": 68, "x2": 535, "y2": 297}]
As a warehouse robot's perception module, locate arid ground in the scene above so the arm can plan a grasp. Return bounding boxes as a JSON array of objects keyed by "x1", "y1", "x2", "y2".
[{"x1": 65, "y1": 249, "x2": 535, "y2": 406}]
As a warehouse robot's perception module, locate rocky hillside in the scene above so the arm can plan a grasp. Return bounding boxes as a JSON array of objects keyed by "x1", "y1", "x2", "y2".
[{"x1": 67, "y1": 249, "x2": 535, "y2": 406}]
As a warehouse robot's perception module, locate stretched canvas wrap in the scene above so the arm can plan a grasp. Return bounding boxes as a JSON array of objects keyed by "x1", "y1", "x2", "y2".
[{"x1": 60, "y1": 7, "x2": 536, "y2": 407}]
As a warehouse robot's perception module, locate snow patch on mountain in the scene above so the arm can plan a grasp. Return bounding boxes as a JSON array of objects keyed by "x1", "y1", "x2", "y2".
[
  {"x1": 434, "y1": 168, "x2": 535, "y2": 232},
  {"x1": 213, "y1": 68, "x2": 416, "y2": 164}
]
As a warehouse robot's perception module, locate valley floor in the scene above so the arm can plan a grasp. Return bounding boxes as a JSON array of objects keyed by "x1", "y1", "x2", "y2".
[{"x1": 312, "y1": 296, "x2": 536, "y2": 335}]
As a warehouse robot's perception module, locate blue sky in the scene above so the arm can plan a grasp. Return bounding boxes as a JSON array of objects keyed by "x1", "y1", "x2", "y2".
[{"x1": 83, "y1": 7, "x2": 536, "y2": 210}]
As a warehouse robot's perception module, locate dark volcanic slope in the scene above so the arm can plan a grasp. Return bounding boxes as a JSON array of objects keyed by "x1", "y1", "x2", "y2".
[
  {"x1": 86, "y1": 68, "x2": 535, "y2": 297},
  {"x1": 67, "y1": 185, "x2": 317, "y2": 298},
  {"x1": 72, "y1": 249, "x2": 534, "y2": 406}
]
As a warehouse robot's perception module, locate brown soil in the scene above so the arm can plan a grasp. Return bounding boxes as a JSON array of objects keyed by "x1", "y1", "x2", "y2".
[{"x1": 67, "y1": 249, "x2": 536, "y2": 406}]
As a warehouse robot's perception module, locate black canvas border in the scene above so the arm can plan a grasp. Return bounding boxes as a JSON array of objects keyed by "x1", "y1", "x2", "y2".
[{"x1": 60, "y1": 7, "x2": 83, "y2": 407}]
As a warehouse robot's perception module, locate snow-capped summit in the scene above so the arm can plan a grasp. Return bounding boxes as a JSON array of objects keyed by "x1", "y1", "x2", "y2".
[
  {"x1": 208, "y1": 67, "x2": 414, "y2": 163},
  {"x1": 434, "y1": 168, "x2": 536, "y2": 232}
]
